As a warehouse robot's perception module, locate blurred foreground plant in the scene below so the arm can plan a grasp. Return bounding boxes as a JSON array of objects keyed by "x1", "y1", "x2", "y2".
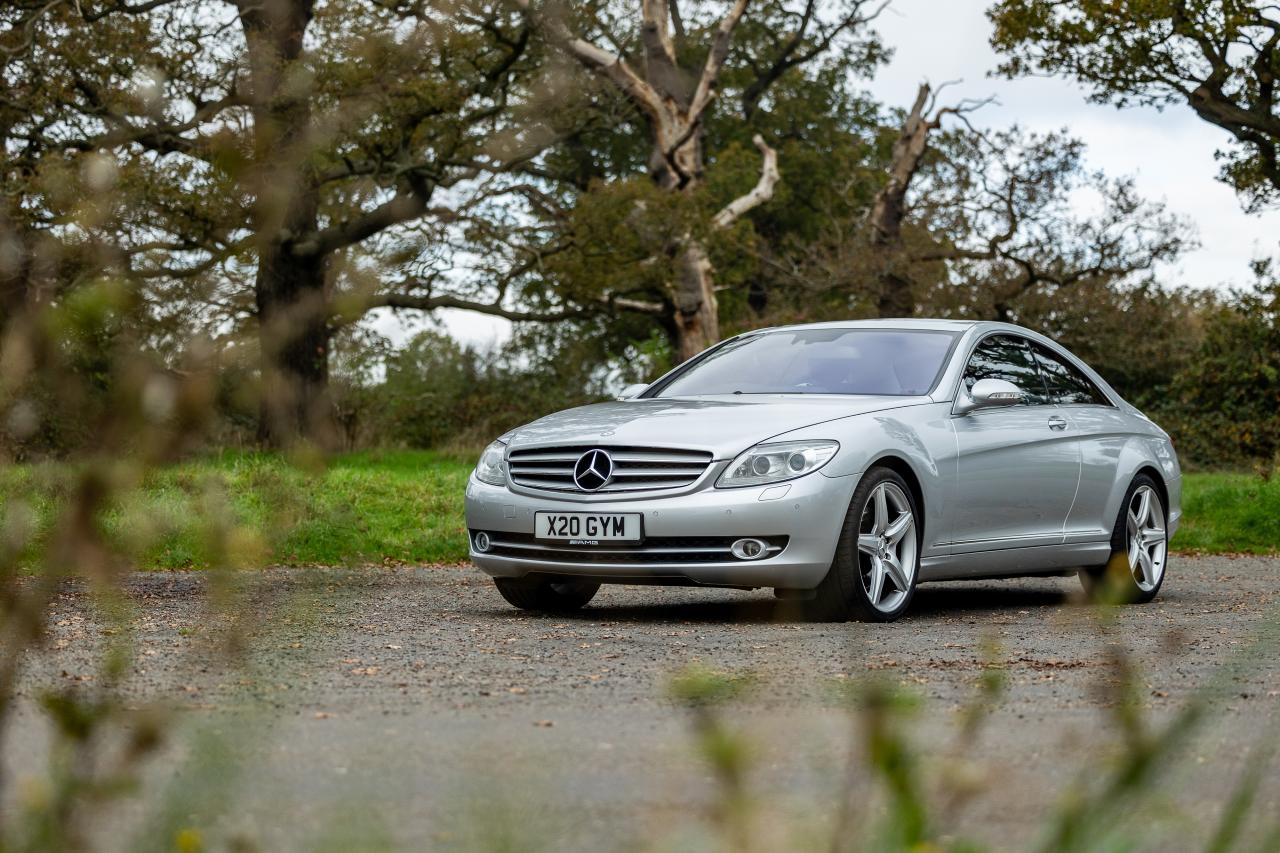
[
  {"x1": 0, "y1": 55, "x2": 323, "y2": 840},
  {"x1": 670, "y1": 613, "x2": 1280, "y2": 853}
]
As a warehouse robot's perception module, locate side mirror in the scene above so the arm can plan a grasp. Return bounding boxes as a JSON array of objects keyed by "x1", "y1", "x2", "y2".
[
  {"x1": 617, "y1": 383, "x2": 649, "y2": 401},
  {"x1": 955, "y1": 378, "x2": 1024, "y2": 415}
]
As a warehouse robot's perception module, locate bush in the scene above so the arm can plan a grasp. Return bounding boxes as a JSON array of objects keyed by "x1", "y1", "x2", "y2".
[
  {"x1": 333, "y1": 329, "x2": 625, "y2": 451},
  {"x1": 1161, "y1": 270, "x2": 1280, "y2": 469}
]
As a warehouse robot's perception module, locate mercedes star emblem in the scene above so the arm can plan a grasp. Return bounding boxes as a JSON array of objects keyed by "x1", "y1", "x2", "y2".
[{"x1": 572, "y1": 449, "x2": 613, "y2": 491}]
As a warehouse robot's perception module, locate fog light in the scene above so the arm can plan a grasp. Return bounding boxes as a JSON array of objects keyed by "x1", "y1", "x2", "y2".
[
  {"x1": 731, "y1": 538, "x2": 768, "y2": 560},
  {"x1": 473, "y1": 531, "x2": 491, "y2": 553}
]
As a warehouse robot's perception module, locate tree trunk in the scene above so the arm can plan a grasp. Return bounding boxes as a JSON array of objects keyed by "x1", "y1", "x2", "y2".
[
  {"x1": 254, "y1": 245, "x2": 334, "y2": 448},
  {"x1": 0, "y1": 209, "x2": 32, "y2": 335},
  {"x1": 868, "y1": 84, "x2": 936, "y2": 319},
  {"x1": 672, "y1": 241, "x2": 719, "y2": 362},
  {"x1": 240, "y1": 0, "x2": 335, "y2": 448}
]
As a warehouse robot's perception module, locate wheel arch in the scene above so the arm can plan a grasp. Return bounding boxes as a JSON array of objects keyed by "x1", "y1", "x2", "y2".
[
  {"x1": 1102, "y1": 444, "x2": 1173, "y2": 537},
  {"x1": 866, "y1": 453, "x2": 927, "y2": 543},
  {"x1": 1134, "y1": 464, "x2": 1169, "y2": 513}
]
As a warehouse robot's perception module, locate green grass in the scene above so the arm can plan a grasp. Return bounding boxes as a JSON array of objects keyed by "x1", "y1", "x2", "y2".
[
  {"x1": 0, "y1": 454, "x2": 1275, "y2": 569},
  {"x1": 1176, "y1": 472, "x2": 1280, "y2": 555},
  {"x1": 0, "y1": 450, "x2": 474, "y2": 569}
]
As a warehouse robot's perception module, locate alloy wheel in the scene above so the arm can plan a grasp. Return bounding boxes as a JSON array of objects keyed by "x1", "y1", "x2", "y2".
[
  {"x1": 856, "y1": 482, "x2": 917, "y2": 613},
  {"x1": 1127, "y1": 484, "x2": 1167, "y2": 592}
]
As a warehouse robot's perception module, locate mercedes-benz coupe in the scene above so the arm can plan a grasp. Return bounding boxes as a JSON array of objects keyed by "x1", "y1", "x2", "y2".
[{"x1": 464, "y1": 320, "x2": 1179, "y2": 621}]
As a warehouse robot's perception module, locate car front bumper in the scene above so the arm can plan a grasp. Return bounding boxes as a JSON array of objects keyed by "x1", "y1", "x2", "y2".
[{"x1": 464, "y1": 470, "x2": 858, "y2": 590}]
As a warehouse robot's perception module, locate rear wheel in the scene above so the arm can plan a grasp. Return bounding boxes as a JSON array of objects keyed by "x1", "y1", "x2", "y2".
[
  {"x1": 803, "y1": 467, "x2": 920, "y2": 622},
  {"x1": 1080, "y1": 474, "x2": 1168, "y2": 604},
  {"x1": 493, "y1": 577, "x2": 600, "y2": 613}
]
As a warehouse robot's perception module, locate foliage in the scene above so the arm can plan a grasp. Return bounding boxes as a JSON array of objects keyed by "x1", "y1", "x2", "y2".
[
  {"x1": 1162, "y1": 268, "x2": 1280, "y2": 467},
  {"x1": 332, "y1": 327, "x2": 615, "y2": 451},
  {"x1": 988, "y1": 0, "x2": 1280, "y2": 211}
]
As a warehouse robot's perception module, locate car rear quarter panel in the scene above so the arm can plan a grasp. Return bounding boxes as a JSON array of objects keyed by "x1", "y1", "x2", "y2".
[{"x1": 1064, "y1": 406, "x2": 1182, "y2": 543}]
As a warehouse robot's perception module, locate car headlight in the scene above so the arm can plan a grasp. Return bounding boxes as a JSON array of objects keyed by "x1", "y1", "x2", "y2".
[
  {"x1": 474, "y1": 440, "x2": 507, "y2": 486},
  {"x1": 716, "y1": 440, "x2": 839, "y2": 488}
]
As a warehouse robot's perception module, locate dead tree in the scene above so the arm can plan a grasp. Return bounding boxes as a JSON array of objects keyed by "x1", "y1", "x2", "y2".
[
  {"x1": 868, "y1": 82, "x2": 991, "y2": 318},
  {"x1": 515, "y1": 0, "x2": 780, "y2": 361}
]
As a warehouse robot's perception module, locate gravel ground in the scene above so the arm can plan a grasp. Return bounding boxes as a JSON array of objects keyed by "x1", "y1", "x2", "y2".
[{"x1": 5, "y1": 555, "x2": 1280, "y2": 851}]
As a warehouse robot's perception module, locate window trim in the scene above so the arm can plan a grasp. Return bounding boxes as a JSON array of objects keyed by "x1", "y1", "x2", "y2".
[
  {"x1": 950, "y1": 330, "x2": 1117, "y2": 412},
  {"x1": 1026, "y1": 339, "x2": 1116, "y2": 409},
  {"x1": 954, "y1": 332, "x2": 1051, "y2": 409}
]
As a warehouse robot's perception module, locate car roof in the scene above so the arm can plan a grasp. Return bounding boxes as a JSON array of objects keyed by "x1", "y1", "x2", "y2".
[{"x1": 749, "y1": 318, "x2": 981, "y2": 334}]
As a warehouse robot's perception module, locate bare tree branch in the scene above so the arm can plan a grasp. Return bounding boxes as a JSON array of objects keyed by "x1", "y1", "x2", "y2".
[
  {"x1": 511, "y1": 0, "x2": 666, "y2": 125},
  {"x1": 711, "y1": 134, "x2": 779, "y2": 228},
  {"x1": 687, "y1": 0, "x2": 749, "y2": 126}
]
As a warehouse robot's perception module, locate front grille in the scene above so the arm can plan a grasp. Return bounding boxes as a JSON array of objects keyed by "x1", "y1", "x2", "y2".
[
  {"x1": 507, "y1": 445, "x2": 714, "y2": 493},
  {"x1": 474, "y1": 531, "x2": 788, "y2": 564}
]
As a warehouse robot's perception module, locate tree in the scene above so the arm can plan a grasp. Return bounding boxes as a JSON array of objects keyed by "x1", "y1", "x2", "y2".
[
  {"x1": 749, "y1": 83, "x2": 1192, "y2": 325},
  {"x1": 18, "y1": 0, "x2": 540, "y2": 446},
  {"x1": 988, "y1": 0, "x2": 1280, "y2": 211},
  {"x1": 864, "y1": 82, "x2": 992, "y2": 317},
  {"x1": 509, "y1": 0, "x2": 795, "y2": 361},
  {"x1": 912, "y1": 124, "x2": 1193, "y2": 322}
]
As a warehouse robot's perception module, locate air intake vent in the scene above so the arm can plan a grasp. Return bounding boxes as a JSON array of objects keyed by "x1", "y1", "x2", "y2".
[
  {"x1": 473, "y1": 531, "x2": 788, "y2": 564},
  {"x1": 507, "y1": 445, "x2": 714, "y2": 493}
]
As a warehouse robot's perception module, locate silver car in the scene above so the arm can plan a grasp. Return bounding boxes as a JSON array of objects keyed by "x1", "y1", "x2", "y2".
[{"x1": 465, "y1": 320, "x2": 1180, "y2": 621}]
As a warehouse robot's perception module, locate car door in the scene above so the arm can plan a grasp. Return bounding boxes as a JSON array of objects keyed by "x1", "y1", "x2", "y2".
[
  {"x1": 947, "y1": 334, "x2": 1082, "y2": 552},
  {"x1": 1026, "y1": 340, "x2": 1126, "y2": 545}
]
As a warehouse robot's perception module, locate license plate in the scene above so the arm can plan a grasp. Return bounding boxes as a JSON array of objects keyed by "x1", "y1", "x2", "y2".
[{"x1": 535, "y1": 512, "x2": 641, "y2": 543}]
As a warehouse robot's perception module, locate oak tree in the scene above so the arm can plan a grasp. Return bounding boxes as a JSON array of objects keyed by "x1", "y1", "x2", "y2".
[{"x1": 989, "y1": 0, "x2": 1280, "y2": 211}]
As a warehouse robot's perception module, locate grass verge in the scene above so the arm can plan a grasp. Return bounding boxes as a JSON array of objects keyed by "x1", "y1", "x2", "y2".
[
  {"x1": 0, "y1": 450, "x2": 472, "y2": 569},
  {"x1": 0, "y1": 455, "x2": 1275, "y2": 569},
  {"x1": 1177, "y1": 471, "x2": 1280, "y2": 555}
]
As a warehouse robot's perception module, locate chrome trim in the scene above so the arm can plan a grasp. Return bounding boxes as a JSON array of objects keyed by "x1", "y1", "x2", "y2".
[{"x1": 508, "y1": 444, "x2": 715, "y2": 495}]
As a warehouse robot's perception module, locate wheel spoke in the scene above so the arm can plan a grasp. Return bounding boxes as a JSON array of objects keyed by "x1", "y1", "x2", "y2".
[
  {"x1": 882, "y1": 553, "x2": 909, "y2": 591},
  {"x1": 884, "y1": 512, "x2": 914, "y2": 545},
  {"x1": 1141, "y1": 527, "x2": 1165, "y2": 547},
  {"x1": 1127, "y1": 510, "x2": 1140, "y2": 535},
  {"x1": 857, "y1": 534, "x2": 880, "y2": 555},
  {"x1": 1136, "y1": 548, "x2": 1155, "y2": 586},
  {"x1": 867, "y1": 556, "x2": 885, "y2": 605},
  {"x1": 1136, "y1": 490, "x2": 1152, "y2": 526},
  {"x1": 873, "y1": 485, "x2": 888, "y2": 534}
]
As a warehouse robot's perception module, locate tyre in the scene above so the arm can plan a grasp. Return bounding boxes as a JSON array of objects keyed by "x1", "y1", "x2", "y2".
[
  {"x1": 493, "y1": 576, "x2": 600, "y2": 613},
  {"x1": 803, "y1": 467, "x2": 921, "y2": 622},
  {"x1": 1080, "y1": 473, "x2": 1168, "y2": 604}
]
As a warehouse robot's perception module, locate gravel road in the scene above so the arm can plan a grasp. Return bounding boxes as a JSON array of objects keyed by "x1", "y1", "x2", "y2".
[{"x1": 6, "y1": 556, "x2": 1280, "y2": 851}]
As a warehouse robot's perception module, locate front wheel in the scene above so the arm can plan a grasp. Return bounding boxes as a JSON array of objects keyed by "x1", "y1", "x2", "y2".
[
  {"x1": 494, "y1": 577, "x2": 600, "y2": 613},
  {"x1": 803, "y1": 467, "x2": 921, "y2": 622},
  {"x1": 1080, "y1": 474, "x2": 1168, "y2": 604}
]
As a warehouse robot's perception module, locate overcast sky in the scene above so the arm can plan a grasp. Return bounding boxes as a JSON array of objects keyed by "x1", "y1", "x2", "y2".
[{"x1": 386, "y1": 0, "x2": 1280, "y2": 348}]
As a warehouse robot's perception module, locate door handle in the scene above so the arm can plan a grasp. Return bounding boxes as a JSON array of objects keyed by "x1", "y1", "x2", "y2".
[{"x1": 1047, "y1": 415, "x2": 1068, "y2": 431}]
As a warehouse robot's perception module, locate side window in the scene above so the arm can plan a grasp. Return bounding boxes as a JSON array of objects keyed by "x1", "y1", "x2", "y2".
[
  {"x1": 1030, "y1": 342, "x2": 1110, "y2": 406},
  {"x1": 962, "y1": 335, "x2": 1050, "y2": 405}
]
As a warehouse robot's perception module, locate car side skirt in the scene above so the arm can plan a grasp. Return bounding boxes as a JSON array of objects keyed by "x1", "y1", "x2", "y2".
[{"x1": 920, "y1": 541, "x2": 1112, "y2": 582}]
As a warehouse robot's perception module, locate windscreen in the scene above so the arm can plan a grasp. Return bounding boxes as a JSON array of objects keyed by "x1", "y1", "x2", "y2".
[{"x1": 655, "y1": 329, "x2": 958, "y2": 397}]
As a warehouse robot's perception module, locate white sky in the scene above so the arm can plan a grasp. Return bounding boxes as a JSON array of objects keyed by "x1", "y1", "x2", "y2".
[{"x1": 379, "y1": 0, "x2": 1280, "y2": 349}]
